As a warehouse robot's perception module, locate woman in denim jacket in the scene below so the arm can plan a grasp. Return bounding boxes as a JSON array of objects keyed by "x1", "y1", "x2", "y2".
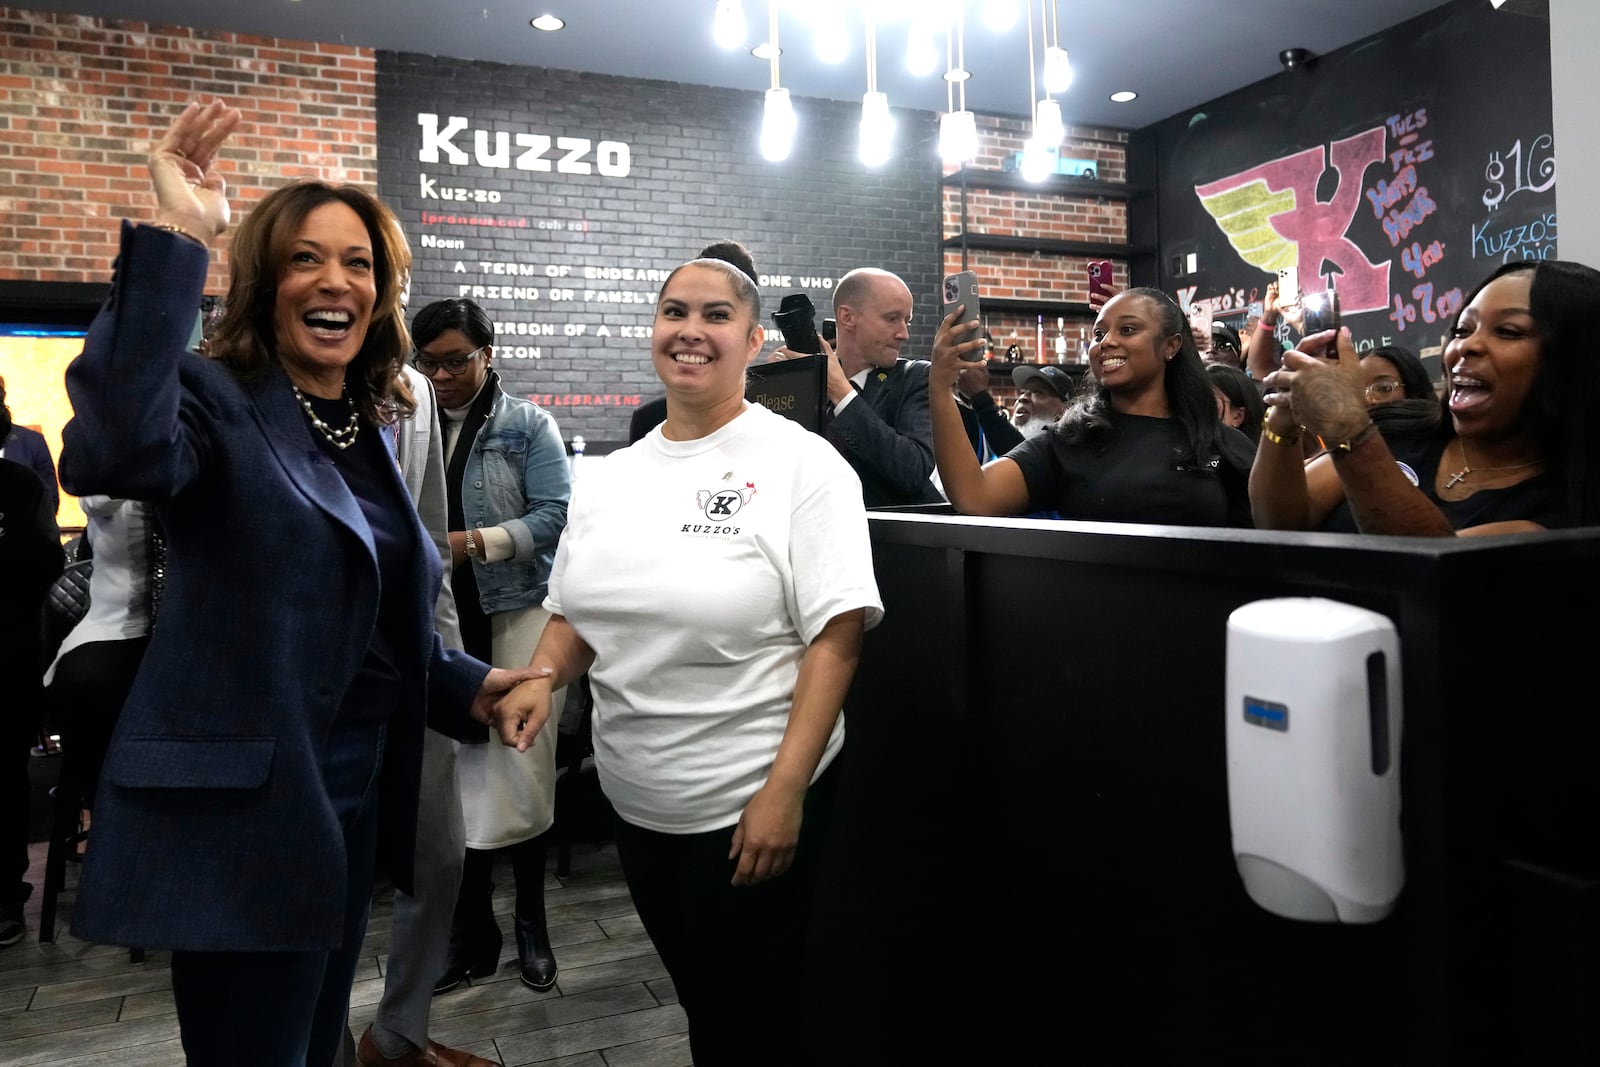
[{"x1": 410, "y1": 298, "x2": 572, "y2": 995}]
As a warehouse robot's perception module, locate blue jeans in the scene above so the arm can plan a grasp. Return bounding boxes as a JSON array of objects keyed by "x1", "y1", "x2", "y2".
[{"x1": 171, "y1": 717, "x2": 387, "y2": 1067}]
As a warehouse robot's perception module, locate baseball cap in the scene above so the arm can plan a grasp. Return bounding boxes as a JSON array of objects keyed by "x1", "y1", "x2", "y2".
[
  {"x1": 1011, "y1": 364, "x2": 1073, "y2": 398},
  {"x1": 1211, "y1": 322, "x2": 1242, "y2": 352}
]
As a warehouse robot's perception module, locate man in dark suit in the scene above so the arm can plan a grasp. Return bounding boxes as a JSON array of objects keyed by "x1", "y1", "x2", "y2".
[
  {"x1": 784, "y1": 268, "x2": 942, "y2": 508},
  {"x1": 0, "y1": 376, "x2": 60, "y2": 517}
]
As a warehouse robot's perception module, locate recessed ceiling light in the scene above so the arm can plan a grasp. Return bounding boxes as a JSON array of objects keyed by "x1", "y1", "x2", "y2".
[
  {"x1": 751, "y1": 41, "x2": 782, "y2": 60},
  {"x1": 529, "y1": 14, "x2": 565, "y2": 31},
  {"x1": 942, "y1": 69, "x2": 971, "y2": 83},
  {"x1": 1110, "y1": 90, "x2": 1138, "y2": 103}
]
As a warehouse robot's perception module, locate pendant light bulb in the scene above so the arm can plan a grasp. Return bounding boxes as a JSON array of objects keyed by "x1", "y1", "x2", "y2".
[
  {"x1": 1035, "y1": 98, "x2": 1064, "y2": 146},
  {"x1": 1043, "y1": 46, "x2": 1073, "y2": 94},
  {"x1": 760, "y1": 87, "x2": 797, "y2": 162},
  {"x1": 981, "y1": 0, "x2": 1020, "y2": 32},
  {"x1": 713, "y1": 0, "x2": 746, "y2": 49},
  {"x1": 939, "y1": 109, "x2": 978, "y2": 165},
  {"x1": 859, "y1": 91, "x2": 894, "y2": 167},
  {"x1": 905, "y1": 23, "x2": 940, "y2": 77},
  {"x1": 1021, "y1": 135, "x2": 1053, "y2": 182}
]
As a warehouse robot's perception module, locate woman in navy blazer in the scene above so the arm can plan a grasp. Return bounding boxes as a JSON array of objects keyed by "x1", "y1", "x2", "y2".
[{"x1": 59, "y1": 101, "x2": 536, "y2": 1067}]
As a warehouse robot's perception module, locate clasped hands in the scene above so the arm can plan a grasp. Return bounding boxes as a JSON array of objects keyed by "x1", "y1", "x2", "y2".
[
  {"x1": 469, "y1": 666, "x2": 558, "y2": 751},
  {"x1": 1262, "y1": 326, "x2": 1371, "y2": 445}
]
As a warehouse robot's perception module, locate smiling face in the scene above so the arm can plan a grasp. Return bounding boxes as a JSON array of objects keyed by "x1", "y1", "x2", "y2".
[
  {"x1": 1443, "y1": 271, "x2": 1540, "y2": 441},
  {"x1": 652, "y1": 264, "x2": 763, "y2": 406},
  {"x1": 1090, "y1": 292, "x2": 1181, "y2": 397},
  {"x1": 271, "y1": 200, "x2": 377, "y2": 396}
]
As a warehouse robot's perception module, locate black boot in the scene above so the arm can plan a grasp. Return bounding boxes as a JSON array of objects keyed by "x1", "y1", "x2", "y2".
[
  {"x1": 434, "y1": 847, "x2": 503, "y2": 995},
  {"x1": 512, "y1": 836, "x2": 557, "y2": 992}
]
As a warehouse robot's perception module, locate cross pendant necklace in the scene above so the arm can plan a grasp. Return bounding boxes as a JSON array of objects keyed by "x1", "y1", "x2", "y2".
[{"x1": 1443, "y1": 438, "x2": 1536, "y2": 489}]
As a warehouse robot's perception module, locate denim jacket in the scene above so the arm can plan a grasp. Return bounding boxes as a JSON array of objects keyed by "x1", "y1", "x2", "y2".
[{"x1": 461, "y1": 379, "x2": 570, "y2": 613}]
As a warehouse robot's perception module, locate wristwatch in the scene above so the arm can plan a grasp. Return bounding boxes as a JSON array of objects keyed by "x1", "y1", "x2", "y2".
[{"x1": 464, "y1": 529, "x2": 480, "y2": 559}]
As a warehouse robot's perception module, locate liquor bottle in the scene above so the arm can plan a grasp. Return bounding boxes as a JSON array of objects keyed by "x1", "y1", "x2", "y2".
[
  {"x1": 982, "y1": 314, "x2": 995, "y2": 361},
  {"x1": 1036, "y1": 315, "x2": 1046, "y2": 365},
  {"x1": 1054, "y1": 317, "x2": 1068, "y2": 364},
  {"x1": 1077, "y1": 323, "x2": 1089, "y2": 364}
]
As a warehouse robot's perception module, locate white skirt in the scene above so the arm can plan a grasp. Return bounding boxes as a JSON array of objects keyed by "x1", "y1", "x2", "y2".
[{"x1": 456, "y1": 603, "x2": 565, "y2": 850}]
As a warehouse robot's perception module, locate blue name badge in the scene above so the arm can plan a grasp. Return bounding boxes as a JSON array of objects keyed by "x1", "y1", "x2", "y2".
[{"x1": 1243, "y1": 696, "x2": 1289, "y2": 732}]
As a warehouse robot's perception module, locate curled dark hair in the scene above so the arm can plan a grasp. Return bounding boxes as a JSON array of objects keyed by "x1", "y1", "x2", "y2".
[
  {"x1": 1059, "y1": 287, "x2": 1225, "y2": 466},
  {"x1": 411, "y1": 297, "x2": 495, "y2": 351},
  {"x1": 206, "y1": 180, "x2": 414, "y2": 424},
  {"x1": 1455, "y1": 259, "x2": 1600, "y2": 524}
]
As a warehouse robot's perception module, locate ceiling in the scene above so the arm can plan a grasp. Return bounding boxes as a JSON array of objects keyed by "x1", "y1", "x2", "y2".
[{"x1": 14, "y1": 0, "x2": 1468, "y2": 129}]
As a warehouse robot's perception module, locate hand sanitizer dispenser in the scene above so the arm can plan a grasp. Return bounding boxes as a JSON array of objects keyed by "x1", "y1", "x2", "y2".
[{"x1": 1225, "y1": 597, "x2": 1403, "y2": 923}]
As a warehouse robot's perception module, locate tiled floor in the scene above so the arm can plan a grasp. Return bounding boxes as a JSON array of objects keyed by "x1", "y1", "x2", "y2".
[{"x1": 0, "y1": 839, "x2": 692, "y2": 1066}]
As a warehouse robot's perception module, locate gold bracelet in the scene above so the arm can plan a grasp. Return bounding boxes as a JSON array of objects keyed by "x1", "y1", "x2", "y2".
[
  {"x1": 1260, "y1": 419, "x2": 1301, "y2": 448},
  {"x1": 150, "y1": 222, "x2": 207, "y2": 247},
  {"x1": 1330, "y1": 422, "x2": 1379, "y2": 454}
]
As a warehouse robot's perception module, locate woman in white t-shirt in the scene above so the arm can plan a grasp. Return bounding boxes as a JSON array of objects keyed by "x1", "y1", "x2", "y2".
[{"x1": 491, "y1": 258, "x2": 883, "y2": 1065}]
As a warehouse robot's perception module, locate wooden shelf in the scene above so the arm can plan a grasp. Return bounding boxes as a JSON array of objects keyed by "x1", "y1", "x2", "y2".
[
  {"x1": 983, "y1": 359, "x2": 1092, "y2": 376},
  {"x1": 942, "y1": 168, "x2": 1146, "y2": 200},
  {"x1": 943, "y1": 233, "x2": 1150, "y2": 258}
]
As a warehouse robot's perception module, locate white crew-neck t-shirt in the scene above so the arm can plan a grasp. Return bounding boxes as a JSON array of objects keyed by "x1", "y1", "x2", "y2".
[{"x1": 545, "y1": 402, "x2": 884, "y2": 834}]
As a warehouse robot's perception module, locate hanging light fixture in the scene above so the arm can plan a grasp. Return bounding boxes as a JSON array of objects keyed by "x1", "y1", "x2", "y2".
[
  {"x1": 713, "y1": 0, "x2": 746, "y2": 49},
  {"x1": 759, "y1": 0, "x2": 796, "y2": 162},
  {"x1": 1020, "y1": 0, "x2": 1053, "y2": 181},
  {"x1": 981, "y1": 0, "x2": 1020, "y2": 32},
  {"x1": 859, "y1": 11, "x2": 894, "y2": 167},
  {"x1": 1041, "y1": 0, "x2": 1072, "y2": 94},
  {"x1": 938, "y1": 9, "x2": 977, "y2": 164},
  {"x1": 814, "y1": 0, "x2": 850, "y2": 64},
  {"x1": 905, "y1": 14, "x2": 940, "y2": 76}
]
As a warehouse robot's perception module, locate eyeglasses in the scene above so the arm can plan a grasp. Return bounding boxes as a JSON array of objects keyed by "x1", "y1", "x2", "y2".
[
  {"x1": 413, "y1": 345, "x2": 487, "y2": 376},
  {"x1": 1364, "y1": 379, "x2": 1404, "y2": 402}
]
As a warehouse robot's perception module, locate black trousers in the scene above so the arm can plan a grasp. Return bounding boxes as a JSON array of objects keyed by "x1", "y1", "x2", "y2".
[
  {"x1": 45, "y1": 636, "x2": 150, "y2": 810},
  {"x1": 611, "y1": 756, "x2": 841, "y2": 1067}
]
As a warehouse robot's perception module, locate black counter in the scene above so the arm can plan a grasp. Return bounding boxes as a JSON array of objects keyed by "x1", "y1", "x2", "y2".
[{"x1": 812, "y1": 513, "x2": 1599, "y2": 1064}]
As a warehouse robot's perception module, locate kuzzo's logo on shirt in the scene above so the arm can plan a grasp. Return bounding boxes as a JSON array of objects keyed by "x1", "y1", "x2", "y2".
[{"x1": 683, "y1": 482, "x2": 756, "y2": 535}]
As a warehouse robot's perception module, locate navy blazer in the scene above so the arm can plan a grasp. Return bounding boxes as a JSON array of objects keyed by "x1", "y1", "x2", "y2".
[
  {"x1": 824, "y1": 357, "x2": 944, "y2": 508},
  {"x1": 59, "y1": 222, "x2": 488, "y2": 952},
  {"x1": 3, "y1": 424, "x2": 59, "y2": 516}
]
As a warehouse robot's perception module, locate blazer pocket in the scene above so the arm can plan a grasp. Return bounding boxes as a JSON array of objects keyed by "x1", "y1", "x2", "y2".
[{"x1": 109, "y1": 736, "x2": 278, "y2": 790}]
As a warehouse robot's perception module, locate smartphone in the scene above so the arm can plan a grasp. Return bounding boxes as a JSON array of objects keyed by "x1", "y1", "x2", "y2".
[
  {"x1": 1275, "y1": 266, "x2": 1300, "y2": 306},
  {"x1": 1301, "y1": 289, "x2": 1341, "y2": 334},
  {"x1": 821, "y1": 317, "x2": 836, "y2": 345},
  {"x1": 1189, "y1": 302, "x2": 1213, "y2": 344},
  {"x1": 1087, "y1": 260, "x2": 1115, "y2": 300},
  {"x1": 942, "y1": 270, "x2": 983, "y2": 360}
]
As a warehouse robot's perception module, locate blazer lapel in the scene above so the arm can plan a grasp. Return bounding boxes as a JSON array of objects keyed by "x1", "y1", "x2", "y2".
[{"x1": 244, "y1": 362, "x2": 377, "y2": 566}]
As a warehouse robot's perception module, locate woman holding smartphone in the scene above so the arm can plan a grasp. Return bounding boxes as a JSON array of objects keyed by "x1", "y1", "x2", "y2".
[{"x1": 929, "y1": 286, "x2": 1254, "y2": 526}]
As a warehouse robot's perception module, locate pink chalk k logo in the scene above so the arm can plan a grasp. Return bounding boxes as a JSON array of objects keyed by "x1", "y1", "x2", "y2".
[{"x1": 1195, "y1": 127, "x2": 1391, "y2": 314}]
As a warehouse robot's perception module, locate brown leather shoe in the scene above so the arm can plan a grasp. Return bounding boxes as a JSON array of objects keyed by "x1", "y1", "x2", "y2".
[{"x1": 356, "y1": 1026, "x2": 502, "y2": 1067}]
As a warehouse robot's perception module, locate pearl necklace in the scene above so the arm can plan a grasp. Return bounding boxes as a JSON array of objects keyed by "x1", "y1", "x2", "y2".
[
  {"x1": 1442, "y1": 437, "x2": 1537, "y2": 490},
  {"x1": 292, "y1": 383, "x2": 361, "y2": 450}
]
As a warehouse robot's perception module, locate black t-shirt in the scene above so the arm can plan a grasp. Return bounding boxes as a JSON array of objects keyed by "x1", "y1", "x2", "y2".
[
  {"x1": 1317, "y1": 429, "x2": 1568, "y2": 532},
  {"x1": 1006, "y1": 411, "x2": 1254, "y2": 527}
]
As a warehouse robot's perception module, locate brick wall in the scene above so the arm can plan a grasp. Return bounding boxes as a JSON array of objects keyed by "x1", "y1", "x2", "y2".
[
  {"x1": 0, "y1": 7, "x2": 376, "y2": 292},
  {"x1": 942, "y1": 114, "x2": 1130, "y2": 393},
  {"x1": 377, "y1": 53, "x2": 943, "y2": 444}
]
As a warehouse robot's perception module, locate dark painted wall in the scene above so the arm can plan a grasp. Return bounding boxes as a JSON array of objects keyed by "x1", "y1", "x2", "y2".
[
  {"x1": 377, "y1": 54, "x2": 942, "y2": 446},
  {"x1": 1130, "y1": 0, "x2": 1554, "y2": 363}
]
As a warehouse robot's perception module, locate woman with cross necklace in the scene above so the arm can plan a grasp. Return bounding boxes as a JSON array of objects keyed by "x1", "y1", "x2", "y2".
[{"x1": 1248, "y1": 259, "x2": 1600, "y2": 535}]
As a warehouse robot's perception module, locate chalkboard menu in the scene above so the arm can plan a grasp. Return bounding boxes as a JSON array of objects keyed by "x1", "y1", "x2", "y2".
[{"x1": 1131, "y1": 0, "x2": 1555, "y2": 366}]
